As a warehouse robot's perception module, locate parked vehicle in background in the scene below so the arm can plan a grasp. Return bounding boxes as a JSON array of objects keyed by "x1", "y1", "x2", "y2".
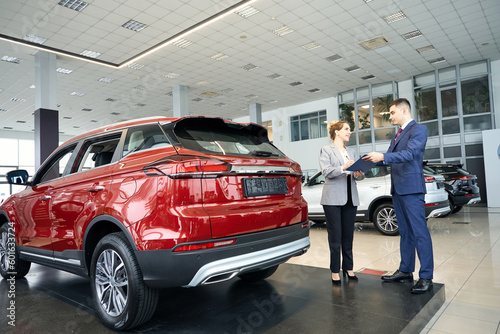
[
  {"x1": 0, "y1": 116, "x2": 310, "y2": 330},
  {"x1": 423, "y1": 162, "x2": 481, "y2": 216},
  {"x1": 302, "y1": 165, "x2": 450, "y2": 236}
]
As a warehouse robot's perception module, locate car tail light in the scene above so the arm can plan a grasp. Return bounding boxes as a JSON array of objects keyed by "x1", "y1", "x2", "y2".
[
  {"x1": 425, "y1": 203, "x2": 439, "y2": 207},
  {"x1": 452, "y1": 175, "x2": 471, "y2": 180},
  {"x1": 173, "y1": 239, "x2": 236, "y2": 252},
  {"x1": 424, "y1": 175, "x2": 435, "y2": 183},
  {"x1": 144, "y1": 155, "x2": 232, "y2": 178},
  {"x1": 291, "y1": 162, "x2": 302, "y2": 173}
]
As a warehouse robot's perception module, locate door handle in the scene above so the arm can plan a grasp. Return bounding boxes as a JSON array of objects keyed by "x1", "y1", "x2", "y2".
[
  {"x1": 87, "y1": 186, "x2": 105, "y2": 193},
  {"x1": 39, "y1": 196, "x2": 51, "y2": 201}
]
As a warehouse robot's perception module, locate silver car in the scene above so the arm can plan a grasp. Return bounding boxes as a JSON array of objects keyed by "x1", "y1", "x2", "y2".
[{"x1": 302, "y1": 165, "x2": 450, "y2": 235}]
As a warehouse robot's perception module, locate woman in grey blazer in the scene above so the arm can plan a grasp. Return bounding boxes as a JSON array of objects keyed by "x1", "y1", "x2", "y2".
[{"x1": 319, "y1": 120, "x2": 364, "y2": 285}]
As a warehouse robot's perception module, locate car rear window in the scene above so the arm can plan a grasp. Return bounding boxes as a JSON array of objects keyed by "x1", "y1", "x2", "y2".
[{"x1": 165, "y1": 118, "x2": 285, "y2": 158}]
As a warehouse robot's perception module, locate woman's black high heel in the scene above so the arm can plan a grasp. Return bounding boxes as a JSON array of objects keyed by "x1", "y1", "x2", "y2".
[
  {"x1": 331, "y1": 273, "x2": 341, "y2": 286},
  {"x1": 343, "y1": 270, "x2": 358, "y2": 281}
]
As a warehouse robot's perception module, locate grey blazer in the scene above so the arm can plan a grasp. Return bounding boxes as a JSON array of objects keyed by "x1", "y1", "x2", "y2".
[{"x1": 319, "y1": 143, "x2": 364, "y2": 206}]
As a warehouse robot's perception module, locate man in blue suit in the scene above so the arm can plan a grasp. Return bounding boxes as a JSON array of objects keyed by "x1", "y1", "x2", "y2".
[{"x1": 363, "y1": 98, "x2": 433, "y2": 294}]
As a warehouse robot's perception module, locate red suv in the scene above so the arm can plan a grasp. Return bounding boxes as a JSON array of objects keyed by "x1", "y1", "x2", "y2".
[{"x1": 0, "y1": 116, "x2": 309, "y2": 330}]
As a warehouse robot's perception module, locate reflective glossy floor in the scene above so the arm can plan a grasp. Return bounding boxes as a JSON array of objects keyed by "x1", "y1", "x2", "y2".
[
  {"x1": 0, "y1": 206, "x2": 498, "y2": 333},
  {"x1": 289, "y1": 205, "x2": 500, "y2": 334}
]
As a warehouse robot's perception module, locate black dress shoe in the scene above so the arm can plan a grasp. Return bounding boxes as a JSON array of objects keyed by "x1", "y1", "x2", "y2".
[
  {"x1": 343, "y1": 270, "x2": 359, "y2": 281},
  {"x1": 381, "y1": 270, "x2": 413, "y2": 282},
  {"x1": 411, "y1": 278, "x2": 433, "y2": 294}
]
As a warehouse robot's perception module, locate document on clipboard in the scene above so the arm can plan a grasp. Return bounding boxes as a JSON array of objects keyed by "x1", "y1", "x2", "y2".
[{"x1": 345, "y1": 155, "x2": 376, "y2": 173}]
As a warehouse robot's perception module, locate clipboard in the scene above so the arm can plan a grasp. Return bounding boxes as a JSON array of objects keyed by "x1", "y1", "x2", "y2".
[{"x1": 345, "y1": 155, "x2": 376, "y2": 173}]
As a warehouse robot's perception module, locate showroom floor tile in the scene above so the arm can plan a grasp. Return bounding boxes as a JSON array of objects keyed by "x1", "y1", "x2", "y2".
[{"x1": 288, "y1": 206, "x2": 500, "y2": 334}]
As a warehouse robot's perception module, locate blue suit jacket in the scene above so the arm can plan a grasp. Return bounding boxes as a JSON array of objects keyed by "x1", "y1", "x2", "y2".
[{"x1": 383, "y1": 120, "x2": 428, "y2": 195}]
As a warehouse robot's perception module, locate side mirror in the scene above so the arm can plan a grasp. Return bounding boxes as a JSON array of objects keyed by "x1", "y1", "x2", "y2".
[{"x1": 6, "y1": 170, "x2": 30, "y2": 185}]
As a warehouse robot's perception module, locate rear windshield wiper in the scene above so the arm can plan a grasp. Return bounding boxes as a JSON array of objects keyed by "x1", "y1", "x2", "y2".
[{"x1": 252, "y1": 150, "x2": 279, "y2": 157}]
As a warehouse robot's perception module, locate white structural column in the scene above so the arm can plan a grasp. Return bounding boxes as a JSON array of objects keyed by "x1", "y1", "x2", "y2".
[
  {"x1": 34, "y1": 51, "x2": 59, "y2": 169},
  {"x1": 173, "y1": 85, "x2": 189, "y2": 117},
  {"x1": 249, "y1": 103, "x2": 262, "y2": 124}
]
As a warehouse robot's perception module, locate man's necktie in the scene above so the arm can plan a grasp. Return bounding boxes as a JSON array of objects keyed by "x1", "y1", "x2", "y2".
[{"x1": 395, "y1": 128, "x2": 402, "y2": 141}]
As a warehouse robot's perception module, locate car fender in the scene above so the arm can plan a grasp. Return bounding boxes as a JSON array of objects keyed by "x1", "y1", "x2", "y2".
[{"x1": 367, "y1": 196, "x2": 393, "y2": 220}]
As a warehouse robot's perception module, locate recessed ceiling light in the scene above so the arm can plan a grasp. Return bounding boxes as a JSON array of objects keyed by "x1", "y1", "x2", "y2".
[
  {"x1": 383, "y1": 11, "x2": 407, "y2": 23},
  {"x1": 221, "y1": 88, "x2": 234, "y2": 94},
  {"x1": 364, "y1": 0, "x2": 373, "y2": 2},
  {"x1": 105, "y1": 98, "x2": 117, "y2": 102},
  {"x1": 211, "y1": 52, "x2": 229, "y2": 61},
  {"x1": 56, "y1": 67, "x2": 73, "y2": 74},
  {"x1": 272, "y1": 26, "x2": 294, "y2": 36},
  {"x1": 80, "y1": 50, "x2": 101, "y2": 58},
  {"x1": 289, "y1": 81, "x2": 303, "y2": 87},
  {"x1": 4, "y1": 127, "x2": 13, "y2": 130},
  {"x1": 196, "y1": 81, "x2": 209, "y2": 86},
  {"x1": 29, "y1": 84, "x2": 36, "y2": 89},
  {"x1": 136, "y1": 103, "x2": 146, "y2": 107},
  {"x1": 0, "y1": 108, "x2": 7, "y2": 112},
  {"x1": 241, "y1": 63, "x2": 258, "y2": 71},
  {"x1": 173, "y1": 39, "x2": 192, "y2": 48},
  {"x1": 265, "y1": 100, "x2": 277, "y2": 104},
  {"x1": 58, "y1": 0, "x2": 89, "y2": 12},
  {"x1": 362, "y1": 75, "x2": 376, "y2": 80},
  {"x1": 401, "y1": 30, "x2": 422, "y2": 40},
  {"x1": 345, "y1": 65, "x2": 361, "y2": 72},
  {"x1": 122, "y1": 19, "x2": 148, "y2": 32},
  {"x1": 325, "y1": 54, "x2": 343, "y2": 62},
  {"x1": 163, "y1": 72, "x2": 180, "y2": 78},
  {"x1": 10, "y1": 97, "x2": 26, "y2": 102},
  {"x1": 192, "y1": 98, "x2": 203, "y2": 102},
  {"x1": 134, "y1": 85, "x2": 146, "y2": 90},
  {"x1": 245, "y1": 94, "x2": 258, "y2": 99},
  {"x1": 73, "y1": 126, "x2": 80, "y2": 128},
  {"x1": 429, "y1": 57, "x2": 446, "y2": 64},
  {"x1": 301, "y1": 42, "x2": 321, "y2": 51},
  {"x1": 111, "y1": 112, "x2": 120, "y2": 115},
  {"x1": 127, "y1": 63, "x2": 145, "y2": 70},
  {"x1": 417, "y1": 45, "x2": 435, "y2": 53},
  {"x1": 267, "y1": 73, "x2": 283, "y2": 79},
  {"x1": 82, "y1": 108, "x2": 93, "y2": 111},
  {"x1": 70, "y1": 92, "x2": 85, "y2": 97},
  {"x1": 1, "y1": 56, "x2": 21, "y2": 64},
  {"x1": 308, "y1": 88, "x2": 321, "y2": 93},
  {"x1": 99, "y1": 77, "x2": 114, "y2": 83},
  {"x1": 165, "y1": 91, "x2": 173, "y2": 96},
  {"x1": 236, "y1": 6, "x2": 259, "y2": 18},
  {"x1": 63, "y1": 116, "x2": 72, "y2": 119},
  {"x1": 90, "y1": 120, "x2": 98, "y2": 122},
  {"x1": 23, "y1": 34, "x2": 47, "y2": 44},
  {"x1": 16, "y1": 120, "x2": 26, "y2": 123}
]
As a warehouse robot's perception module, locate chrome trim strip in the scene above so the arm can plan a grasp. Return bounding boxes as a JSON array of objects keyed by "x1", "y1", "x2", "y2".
[
  {"x1": 20, "y1": 251, "x2": 81, "y2": 266},
  {"x1": 427, "y1": 206, "x2": 451, "y2": 218},
  {"x1": 184, "y1": 236, "x2": 310, "y2": 287},
  {"x1": 467, "y1": 197, "x2": 481, "y2": 205}
]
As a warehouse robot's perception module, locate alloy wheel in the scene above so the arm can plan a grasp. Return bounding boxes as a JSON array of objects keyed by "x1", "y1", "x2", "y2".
[{"x1": 94, "y1": 249, "x2": 129, "y2": 317}]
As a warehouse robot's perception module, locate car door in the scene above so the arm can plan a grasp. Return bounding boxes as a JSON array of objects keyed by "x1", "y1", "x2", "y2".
[
  {"x1": 49, "y1": 133, "x2": 122, "y2": 257},
  {"x1": 356, "y1": 166, "x2": 389, "y2": 211},
  {"x1": 16, "y1": 144, "x2": 77, "y2": 252}
]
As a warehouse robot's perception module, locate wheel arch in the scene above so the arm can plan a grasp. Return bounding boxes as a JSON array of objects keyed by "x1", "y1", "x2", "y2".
[
  {"x1": 82, "y1": 215, "x2": 137, "y2": 275},
  {"x1": 368, "y1": 196, "x2": 393, "y2": 221}
]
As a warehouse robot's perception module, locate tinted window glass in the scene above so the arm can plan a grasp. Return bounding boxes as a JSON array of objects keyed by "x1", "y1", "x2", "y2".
[
  {"x1": 37, "y1": 145, "x2": 76, "y2": 184},
  {"x1": 123, "y1": 123, "x2": 171, "y2": 157},
  {"x1": 167, "y1": 118, "x2": 284, "y2": 158}
]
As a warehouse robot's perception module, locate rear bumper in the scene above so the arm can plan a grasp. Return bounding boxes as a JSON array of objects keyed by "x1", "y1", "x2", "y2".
[
  {"x1": 135, "y1": 222, "x2": 310, "y2": 289},
  {"x1": 425, "y1": 200, "x2": 451, "y2": 218},
  {"x1": 452, "y1": 194, "x2": 481, "y2": 206}
]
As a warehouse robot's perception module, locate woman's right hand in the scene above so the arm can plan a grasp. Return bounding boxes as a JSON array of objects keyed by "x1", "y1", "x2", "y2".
[{"x1": 343, "y1": 159, "x2": 354, "y2": 171}]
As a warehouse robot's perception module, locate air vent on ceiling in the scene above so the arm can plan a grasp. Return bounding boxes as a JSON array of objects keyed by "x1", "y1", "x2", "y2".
[
  {"x1": 136, "y1": 103, "x2": 146, "y2": 107},
  {"x1": 301, "y1": 42, "x2": 321, "y2": 51},
  {"x1": 267, "y1": 73, "x2": 283, "y2": 79},
  {"x1": 23, "y1": 34, "x2": 47, "y2": 44},
  {"x1": 308, "y1": 88, "x2": 321, "y2": 93},
  {"x1": 215, "y1": 103, "x2": 227, "y2": 107},
  {"x1": 221, "y1": 88, "x2": 234, "y2": 94},
  {"x1": 289, "y1": 81, "x2": 303, "y2": 87},
  {"x1": 11, "y1": 97, "x2": 26, "y2": 102},
  {"x1": 71, "y1": 92, "x2": 85, "y2": 96},
  {"x1": 99, "y1": 77, "x2": 114, "y2": 83},
  {"x1": 165, "y1": 91, "x2": 173, "y2": 96},
  {"x1": 163, "y1": 72, "x2": 179, "y2": 78},
  {"x1": 358, "y1": 36, "x2": 391, "y2": 50},
  {"x1": 362, "y1": 75, "x2": 376, "y2": 80},
  {"x1": 16, "y1": 120, "x2": 26, "y2": 123},
  {"x1": 241, "y1": 63, "x2": 258, "y2": 71},
  {"x1": 383, "y1": 11, "x2": 407, "y2": 23},
  {"x1": 0, "y1": 109, "x2": 7, "y2": 112},
  {"x1": 272, "y1": 25, "x2": 294, "y2": 36},
  {"x1": 105, "y1": 98, "x2": 117, "y2": 102},
  {"x1": 236, "y1": 6, "x2": 259, "y2": 18},
  {"x1": 325, "y1": 54, "x2": 343, "y2": 62},
  {"x1": 401, "y1": 30, "x2": 422, "y2": 40},
  {"x1": 429, "y1": 57, "x2": 446, "y2": 64},
  {"x1": 344, "y1": 66, "x2": 361, "y2": 72},
  {"x1": 128, "y1": 63, "x2": 145, "y2": 70},
  {"x1": 63, "y1": 116, "x2": 72, "y2": 119},
  {"x1": 211, "y1": 53, "x2": 229, "y2": 61},
  {"x1": 122, "y1": 19, "x2": 147, "y2": 32},
  {"x1": 417, "y1": 45, "x2": 435, "y2": 53},
  {"x1": 199, "y1": 91, "x2": 222, "y2": 98},
  {"x1": 111, "y1": 112, "x2": 120, "y2": 115},
  {"x1": 245, "y1": 94, "x2": 258, "y2": 99},
  {"x1": 82, "y1": 108, "x2": 93, "y2": 111},
  {"x1": 192, "y1": 98, "x2": 203, "y2": 102}
]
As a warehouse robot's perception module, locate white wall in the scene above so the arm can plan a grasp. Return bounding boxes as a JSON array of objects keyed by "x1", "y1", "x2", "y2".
[
  {"x1": 482, "y1": 129, "x2": 500, "y2": 208},
  {"x1": 491, "y1": 59, "x2": 500, "y2": 128}
]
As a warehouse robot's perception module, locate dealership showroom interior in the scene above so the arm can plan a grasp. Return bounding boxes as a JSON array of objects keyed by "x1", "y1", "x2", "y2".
[{"x1": 1, "y1": 0, "x2": 500, "y2": 333}]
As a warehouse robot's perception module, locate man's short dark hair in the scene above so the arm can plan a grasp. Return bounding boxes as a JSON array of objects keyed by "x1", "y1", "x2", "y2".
[{"x1": 389, "y1": 98, "x2": 411, "y2": 112}]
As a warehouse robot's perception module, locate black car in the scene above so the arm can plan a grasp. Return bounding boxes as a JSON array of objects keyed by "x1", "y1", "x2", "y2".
[{"x1": 423, "y1": 162, "x2": 481, "y2": 216}]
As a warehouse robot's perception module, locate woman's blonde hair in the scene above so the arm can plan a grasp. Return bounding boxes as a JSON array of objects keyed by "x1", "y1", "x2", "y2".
[{"x1": 327, "y1": 120, "x2": 348, "y2": 141}]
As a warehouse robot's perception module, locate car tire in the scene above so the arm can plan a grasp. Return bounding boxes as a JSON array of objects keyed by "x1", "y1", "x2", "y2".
[
  {"x1": 0, "y1": 222, "x2": 31, "y2": 279},
  {"x1": 238, "y1": 265, "x2": 279, "y2": 281},
  {"x1": 90, "y1": 232, "x2": 159, "y2": 331},
  {"x1": 373, "y1": 203, "x2": 399, "y2": 236}
]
